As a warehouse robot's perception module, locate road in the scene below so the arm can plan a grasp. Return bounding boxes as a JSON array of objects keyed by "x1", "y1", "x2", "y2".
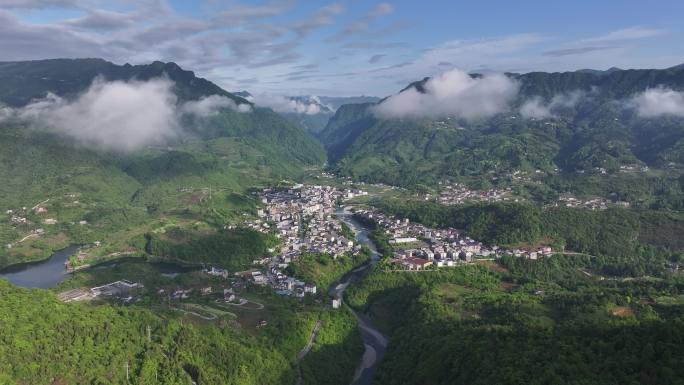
[
  {"x1": 297, "y1": 320, "x2": 322, "y2": 362},
  {"x1": 296, "y1": 320, "x2": 323, "y2": 385}
]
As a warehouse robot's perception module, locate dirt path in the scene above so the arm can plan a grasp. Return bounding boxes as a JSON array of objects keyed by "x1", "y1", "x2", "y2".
[
  {"x1": 562, "y1": 251, "x2": 598, "y2": 259},
  {"x1": 174, "y1": 308, "x2": 217, "y2": 321},
  {"x1": 17, "y1": 233, "x2": 38, "y2": 243}
]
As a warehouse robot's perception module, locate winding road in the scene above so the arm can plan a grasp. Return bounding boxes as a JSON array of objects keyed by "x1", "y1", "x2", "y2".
[{"x1": 296, "y1": 320, "x2": 323, "y2": 385}]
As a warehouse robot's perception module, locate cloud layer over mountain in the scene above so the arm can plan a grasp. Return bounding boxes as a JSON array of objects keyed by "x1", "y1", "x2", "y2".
[
  {"x1": 247, "y1": 94, "x2": 333, "y2": 115},
  {"x1": 4, "y1": 78, "x2": 248, "y2": 151},
  {"x1": 181, "y1": 94, "x2": 252, "y2": 116},
  {"x1": 520, "y1": 91, "x2": 584, "y2": 119},
  {"x1": 630, "y1": 87, "x2": 684, "y2": 118},
  {"x1": 372, "y1": 69, "x2": 519, "y2": 120}
]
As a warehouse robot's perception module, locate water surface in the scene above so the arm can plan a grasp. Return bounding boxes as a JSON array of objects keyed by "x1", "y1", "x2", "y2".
[{"x1": 0, "y1": 245, "x2": 79, "y2": 288}]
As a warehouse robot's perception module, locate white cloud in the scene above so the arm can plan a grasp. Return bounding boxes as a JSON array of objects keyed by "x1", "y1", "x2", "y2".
[
  {"x1": 248, "y1": 94, "x2": 332, "y2": 115},
  {"x1": 18, "y1": 77, "x2": 180, "y2": 151},
  {"x1": 520, "y1": 91, "x2": 584, "y2": 119},
  {"x1": 0, "y1": 0, "x2": 82, "y2": 9},
  {"x1": 335, "y1": 2, "x2": 393, "y2": 37},
  {"x1": 630, "y1": 87, "x2": 684, "y2": 118},
  {"x1": 11, "y1": 77, "x2": 252, "y2": 151},
  {"x1": 372, "y1": 68, "x2": 519, "y2": 120},
  {"x1": 292, "y1": 3, "x2": 344, "y2": 37},
  {"x1": 0, "y1": 104, "x2": 12, "y2": 122},
  {"x1": 420, "y1": 34, "x2": 547, "y2": 69},
  {"x1": 181, "y1": 94, "x2": 251, "y2": 116},
  {"x1": 520, "y1": 97, "x2": 551, "y2": 119},
  {"x1": 582, "y1": 26, "x2": 665, "y2": 44}
]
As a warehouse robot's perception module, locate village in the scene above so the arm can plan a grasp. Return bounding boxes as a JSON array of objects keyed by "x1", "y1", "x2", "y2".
[
  {"x1": 422, "y1": 183, "x2": 516, "y2": 205},
  {"x1": 240, "y1": 184, "x2": 368, "y2": 301},
  {"x1": 53, "y1": 183, "x2": 554, "y2": 311},
  {"x1": 546, "y1": 195, "x2": 631, "y2": 210},
  {"x1": 352, "y1": 208, "x2": 553, "y2": 270},
  {"x1": 3, "y1": 193, "x2": 89, "y2": 250}
]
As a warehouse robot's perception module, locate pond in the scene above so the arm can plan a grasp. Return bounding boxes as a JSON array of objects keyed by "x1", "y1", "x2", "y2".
[{"x1": 0, "y1": 245, "x2": 80, "y2": 289}]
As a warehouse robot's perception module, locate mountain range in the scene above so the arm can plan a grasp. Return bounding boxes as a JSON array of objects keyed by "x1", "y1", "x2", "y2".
[
  {"x1": 1, "y1": 58, "x2": 684, "y2": 385},
  {"x1": 319, "y1": 65, "x2": 684, "y2": 208}
]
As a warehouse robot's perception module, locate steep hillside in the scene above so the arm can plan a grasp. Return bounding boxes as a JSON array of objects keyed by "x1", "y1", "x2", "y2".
[
  {"x1": 0, "y1": 59, "x2": 324, "y2": 267},
  {"x1": 0, "y1": 280, "x2": 300, "y2": 385},
  {"x1": 235, "y1": 91, "x2": 380, "y2": 135},
  {"x1": 288, "y1": 96, "x2": 380, "y2": 135},
  {"x1": 320, "y1": 66, "x2": 684, "y2": 206}
]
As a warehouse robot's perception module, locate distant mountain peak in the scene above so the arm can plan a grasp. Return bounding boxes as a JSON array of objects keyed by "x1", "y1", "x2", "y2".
[{"x1": 234, "y1": 90, "x2": 253, "y2": 99}]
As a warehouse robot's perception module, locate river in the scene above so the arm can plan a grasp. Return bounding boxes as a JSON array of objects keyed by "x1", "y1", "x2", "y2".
[
  {"x1": 332, "y1": 206, "x2": 389, "y2": 385},
  {"x1": 0, "y1": 245, "x2": 79, "y2": 288}
]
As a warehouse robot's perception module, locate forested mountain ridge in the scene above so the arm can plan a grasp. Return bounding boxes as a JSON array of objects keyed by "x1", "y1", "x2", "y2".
[
  {"x1": 0, "y1": 58, "x2": 249, "y2": 106},
  {"x1": 320, "y1": 65, "x2": 684, "y2": 205},
  {"x1": 514, "y1": 64, "x2": 684, "y2": 99}
]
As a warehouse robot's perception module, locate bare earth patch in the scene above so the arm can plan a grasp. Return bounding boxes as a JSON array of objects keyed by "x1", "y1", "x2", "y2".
[
  {"x1": 610, "y1": 306, "x2": 635, "y2": 317},
  {"x1": 500, "y1": 281, "x2": 518, "y2": 291},
  {"x1": 475, "y1": 260, "x2": 509, "y2": 273}
]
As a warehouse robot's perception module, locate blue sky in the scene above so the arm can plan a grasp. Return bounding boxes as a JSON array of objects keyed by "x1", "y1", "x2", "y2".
[{"x1": 1, "y1": 0, "x2": 683, "y2": 96}]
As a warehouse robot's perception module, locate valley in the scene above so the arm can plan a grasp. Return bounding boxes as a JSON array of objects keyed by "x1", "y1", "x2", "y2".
[{"x1": 0, "y1": 57, "x2": 683, "y2": 385}]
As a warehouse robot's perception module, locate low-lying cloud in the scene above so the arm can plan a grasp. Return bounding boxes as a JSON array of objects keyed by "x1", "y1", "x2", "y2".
[
  {"x1": 629, "y1": 87, "x2": 684, "y2": 118},
  {"x1": 181, "y1": 94, "x2": 252, "y2": 116},
  {"x1": 6, "y1": 78, "x2": 250, "y2": 151},
  {"x1": 18, "y1": 78, "x2": 179, "y2": 151},
  {"x1": 0, "y1": 104, "x2": 12, "y2": 122},
  {"x1": 520, "y1": 91, "x2": 584, "y2": 119},
  {"x1": 372, "y1": 69, "x2": 519, "y2": 120},
  {"x1": 247, "y1": 94, "x2": 333, "y2": 115}
]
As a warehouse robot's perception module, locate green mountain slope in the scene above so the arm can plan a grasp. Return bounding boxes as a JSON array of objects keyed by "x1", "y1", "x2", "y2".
[
  {"x1": 0, "y1": 280, "x2": 300, "y2": 385},
  {"x1": 0, "y1": 59, "x2": 324, "y2": 268},
  {"x1": 319, "y1": 66, "x2": 684, "y2": 206}
]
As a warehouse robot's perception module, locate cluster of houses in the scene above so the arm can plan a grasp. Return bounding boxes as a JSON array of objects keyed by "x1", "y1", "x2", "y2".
[
  {"x1": 547, "y1": 195, "x2": 630, "y2": 210},
  {"x1": 619, "y1": 164, "x2": 649, "y2": 173},
  {"x1": 424, "y1": 183, "x2": 515, "y2": 205},
  {"x1": 157, "y1": 276, "x2": 248, "y2": 305},
  {"x1": 58, "y1": 280, "x2": 144, "y2": 303},
  {"x1": 576, "y1": 164, "x2": 649, "y2": 176},
  {"x1": 4, "y1": 196, "x2": 90, "y2": 249},
  {"x1": 354, "y1": 208, "x2": 552, "y2": 270},
  {"x1": 63, "y1": 242, "x2": 102, "y2": 272},
  {"x1": 241, "y1": 185, "x2": 367, "y2": 297},
  {"x1": 577, "y1": 167, "x2": 613, "y2": 175},
  {"x1": 246, "y1": 185, "x2": 360, "y2": 257}
]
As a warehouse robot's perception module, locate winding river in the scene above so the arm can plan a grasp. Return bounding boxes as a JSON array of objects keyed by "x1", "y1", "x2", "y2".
[{"x1": 332, "y1": 206, "x2": 389, "y2": 385}]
